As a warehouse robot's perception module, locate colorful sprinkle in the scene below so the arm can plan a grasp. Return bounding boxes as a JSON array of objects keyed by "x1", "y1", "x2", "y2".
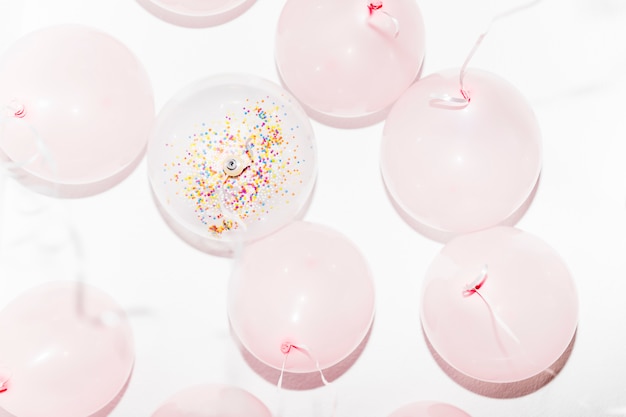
[{"x1": 165, "y1": 97, "x2": 304, "y2": 236}]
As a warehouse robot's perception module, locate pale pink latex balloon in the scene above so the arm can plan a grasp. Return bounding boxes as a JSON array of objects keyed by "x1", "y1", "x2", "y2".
[
  {"x1": 388, "y1": 401, "x2": 471, "y2": 417},
  {"x1": 421, "y1": 227, "x2": 578, "y2": 383},
  {"x1": 275, "y1": 0, "x2": 425, "y2": 121},
  {"x1": 136, "y1": 0, "x2": 256, "y2": 27},
  {"x1": 228, "y1": 221, "x2": 375, "y2": 373},
  {"x1": 0, "y1": 281, "x2": 134, "y2": 417},
  {"x1": 147, "y1": 74, "x2": 317, "y2": 256},
  {"x1": 0, "y1": 25, "x2": 154, "y2": 197},
  {"x1": 151, "y1": 384, "x2": 272, "y2": 417},
  {"x1": 380, "y1": 69, "x2": 542, "y2": 235}
]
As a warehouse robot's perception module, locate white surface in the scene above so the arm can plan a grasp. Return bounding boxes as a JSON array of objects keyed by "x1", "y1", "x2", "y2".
[{"x1": 1, "y1": 0, "x2": 626, "y2": 416}]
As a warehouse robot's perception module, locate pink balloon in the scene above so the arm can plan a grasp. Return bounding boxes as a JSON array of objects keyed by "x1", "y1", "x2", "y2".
[
  {"x1": 0, "y1": 281, "x2": 134, "y2": 417},
  {"x1": 151, "y1": 384, "x2": 272, "y2": 417},
  {"x1": 228, "y1": 221, "x2": 375, "y2": 373},
  {"x1": 275, "y1": 0, "x2": 425, "y2": 122},
  {"x1": 136, "y1": 0, "x2": 257, "y2": 27},
  {"x1": 147, "y1": 74, "x2": 317, "y2": 256},
  {"x1": 0, "y1": 25, "x2": 154, "y2": 197},
  {"x1": 380, "y1": 69, "x2": 542, "y2": 235},
  {"x1": 388, "y1": 401, "x2": 471, "y2": 417},
  {"x1": 421, "y1": 227, "x2": 578, "y2": 383}
]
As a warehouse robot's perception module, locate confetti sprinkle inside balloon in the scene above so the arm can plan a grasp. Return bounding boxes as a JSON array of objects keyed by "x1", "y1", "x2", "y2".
[{"x1": 147, "y1": 74, "x2": 317, "y2": 253}]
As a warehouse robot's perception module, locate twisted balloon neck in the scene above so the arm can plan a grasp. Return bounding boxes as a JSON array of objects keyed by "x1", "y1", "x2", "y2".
[
  {"x1": 367, "y1": 1, "x2": 399, "y2": 38},
  {"x1": 0, "y1": 367, "x2": 11, "y2": 393},
  {"x1": 7, "y1": 100, "x2": 26, "y2": 118},
  {"x1": 368, "y1": 1, "x2": 383, "y2": 14}
]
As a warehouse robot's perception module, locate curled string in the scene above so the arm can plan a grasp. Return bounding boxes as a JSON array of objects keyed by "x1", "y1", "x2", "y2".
[
  {"x1": 219, "y1": 181, "x2": 248, "y2": 234},
  {"x1": 431, "y1": 0, "x2": 543, "y2": 106},
  {"x1": 0, "y1": 103, "x2": 57, "y2": 177},
  {"x1": 276, "y1": 343, "x2": 337, "y2": 417},
  {"x1": 368, "y1": 1, "x2": 400, "y2": 38},
  {"x1": 216, "y1": 140, "x2": 257, "y2": 236},
  {"x1": 462, "y1": 265, "x2": 544, "y2": 372}
]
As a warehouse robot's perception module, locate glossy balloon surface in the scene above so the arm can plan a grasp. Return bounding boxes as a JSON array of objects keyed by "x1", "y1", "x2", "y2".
[
  {"x1": 388, "y1": 401, "x2": 471, "y2": 417},
  {"x1": 228, "y1": 221, "x2": 375, "y2": 373},
  {"x1": 0, "y1": 281, "x2": 134, "y2": 417},
  {"x1": 137, "y1": 0, "x2": 256, "y2": 27},
  {"x1": 275, "y1": 0, "x2": 425, "y2": 120},
  {"x1": 381, "y1": 69, "x2": 541, "y2": 235},
  {"x1": 421, "y1": 227, "x2": 578, "y2": 383},
  {"x1": 151, "y1": 384, "x2": 272, "y2": 417},
  {"x1": 0, "y1": 25, "x2": 154, "y2": 197}
]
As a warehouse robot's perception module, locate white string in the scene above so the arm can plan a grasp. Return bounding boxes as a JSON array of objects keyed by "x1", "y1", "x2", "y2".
[
  {"x1": 276, "y1": 343, "x2": 338, "y2": 417},
  {"x1": 463, "y1": 264, "x2": 520, "y2": 345},
  {"x1": 431, "y1": 0, "x2": 543, "y2": 105},
  {"x1": 461, "y1": 265, "x2": 545, "y2": 374},
  {"x1": 0, "y1": 101, "x2": 88, "y2": 321},
  {"x1": 368, "y1": 1, "x2": 400, "y2": 38},
  {"x1": 459, "y1": 0, "x2": 543, "y2": 98}
]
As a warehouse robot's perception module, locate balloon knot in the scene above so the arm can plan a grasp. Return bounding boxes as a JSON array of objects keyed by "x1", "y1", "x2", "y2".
[
  {"x1": 463, "y1": 264, "x2": 488, "y2": 297},
  {"x1": 368, "y1": 1, "x2": 383, "y2": 14},
  {"x1": 7, "y1": 100, "x2": 26, "y2": 118},
  {"x1": 280, "y1": 343, "x2": 293, "y2": 354},
  {"x1": 0, "y1": 367, "x2": 11, "y2": 393}
]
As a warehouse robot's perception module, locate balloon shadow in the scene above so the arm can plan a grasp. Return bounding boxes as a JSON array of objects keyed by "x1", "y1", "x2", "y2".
[
  {"x1": 135, "y1": 0, "x2": 257, "y2": 28},
  {"x1": 422, "y1": 326, "x2": 577, "y2": 398},
  {"x1": 89, "y1": 367, "x2": 134, "y2": 417},
  {"x1": 0, "y1": 368, "x2": 133, "y2": 417},
  {"x1": 229, "y1": 317, "x2": 374, "y2": 390},
  {"x1": 381, "y1": 172, "x2": 542, "y2": 244},
  {"x1": 148, "y1": 179, "x2": 317, "y2": 258},
  {"x1": 0, "y1": 143, "x2": 146, "y2": 199},
  {"x1": 274, "y1": 61, "x2": 425, "y2": 129}
]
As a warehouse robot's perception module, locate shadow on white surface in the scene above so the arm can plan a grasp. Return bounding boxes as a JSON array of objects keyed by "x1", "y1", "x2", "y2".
[
  {"x1": 88, "y1": 368, "x2": 134, "y2": 417},
  {"x1": 0, "y1": 368, "x2": 133, "y2": 417},
  {"x1": 274, "y1": 61, "x2": 426, "y2": 130},
  {"x1": 424, "y1": 328, "x2": 577, "y2": 399},
  {"x1": 148, "y1": 179, "x2": 318, "y2": 258},
  {"x1": 229, "y1": 318, "x2": 374, "y2": 391},
  {"x1": 0, "y1": 143, "x2": 147, "y2": 199},
  {"x1": 381, "y1": 172, "x2": 542, "y2": 244},
  {"x1": 135, "y1": 0, "x2": 258, "y2": 28}
]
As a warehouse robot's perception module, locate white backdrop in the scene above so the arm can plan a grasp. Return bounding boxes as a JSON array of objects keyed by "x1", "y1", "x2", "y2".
[{"x1": 1, "y1": 0, "x2": 626, "y2": 416}]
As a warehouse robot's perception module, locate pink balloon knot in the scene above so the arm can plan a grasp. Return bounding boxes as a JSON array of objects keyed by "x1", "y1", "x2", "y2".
[
  {"x1": 0, "y1": 374, "x2": 9, "y2": 393},
  {"x1": 368, "y1": 1, "x2": 383, "y2": 14},
  {"x1": 460, "y1": 89, "x2": 471, "y2": 103},
  {"x1": 280, "y1": 343, "x2": 293, "y2": 354},
  {"x1": 463, "y1": 265, "x2": 488, "y2": 297},
  {"x1": 7, "y1": 100, "x2": 26, "y2": 118}
]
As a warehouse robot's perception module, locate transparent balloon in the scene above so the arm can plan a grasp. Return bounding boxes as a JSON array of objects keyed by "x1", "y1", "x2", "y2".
[
  {"x1": 151, "y1": 384, "x2": 272, "y2": 417},
  {"x1": 0, "y1": 24, "x2": 154, "y2": 198},
  {"x1": 0, "y1": 281, "x2": 134, "y2": 417},
  {"x1": 421, "y1": 227, "x2": 578, "y2": 383},
  {"x1": 147, "y1": 74, "x2": 317, "y2": 256},
  {"x1": 228, "y1": 221, "x2": 375, "y2": 373},
  {"x1": 275, "y1": 0, "x2": 425, "y2": 124},
  {"x1": 381, "y1": 69, "x2": 542, "y2": 236}
]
